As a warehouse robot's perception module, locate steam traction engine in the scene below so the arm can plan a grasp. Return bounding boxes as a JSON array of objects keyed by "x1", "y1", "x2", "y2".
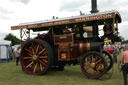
[{"x1": 11, "y1": 10, "x2": 121, "y2": 79}]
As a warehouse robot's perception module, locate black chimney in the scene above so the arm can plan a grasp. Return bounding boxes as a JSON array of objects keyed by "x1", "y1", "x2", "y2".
[
  {"x1": 90, "y1": 0, "x2": 99, "y2": 13},
  {"x1": 90, "y1": 0, "x2": 99, "y2": 37}
]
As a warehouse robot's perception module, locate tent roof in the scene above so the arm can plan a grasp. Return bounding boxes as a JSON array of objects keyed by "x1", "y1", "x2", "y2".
[{"x1": 0, "y1": 40, "x2": 11, "y2": 45}]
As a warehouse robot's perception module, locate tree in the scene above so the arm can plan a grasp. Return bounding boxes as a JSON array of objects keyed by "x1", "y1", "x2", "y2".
[{"x1": 4, "y1": 33, "x2": 21, "y2": 46}]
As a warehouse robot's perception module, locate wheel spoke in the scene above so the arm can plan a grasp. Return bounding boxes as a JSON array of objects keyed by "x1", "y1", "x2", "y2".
[
  {"x1": 39, "y1": 56, "x2": 48, "y2": 59},
  {"x1": 31, "y1": 47, "x2": 35, "y2": 55},
  {"x1": 23, "y1": 57, "x2": 32, "y2": 59},
  {"x1": 105, "y1": 57, "x2": 109, "y2": 60},
  {"x1": 31, "y1": 43, "x2": 36, "y2": 50},
  {"x1": 28, "y1": 52, "x2": 33, "y2": 57},
  {"x1": 30, "y1": 43, "x2": 36, "y2": 54},
  {"x1": 88, "y1": 68, "x2": 96, "y2": 74},
  {"x1": 26, "y1": 61, "x2": 34, "y2": 68},
  {"x1": 39, "y1": 60, "x2": 47, "y2": 67},
  {"x1": 25, "y1": 48, "x2": 33, "y2": 55},
  {"x1": 96, "y1": 64, "x2": 105, "y2": 71},
  {"x1": 33, "y1": 63, "x2": 38, "y2": 72},
  {"x1": 24, "y1": 49, "x2": 33, "y2": 57},
  {"x1": 40, "y1": 63, "x2": 43, "y2": 71},
  {"x1": 42, "y1": 50, "x2": 47, "y2": 55},
  {"x1": 85, "y1": 64, "x2": 91, "y2": 70},
  {"x1": 96, "y1": 59, "x2": 102, "y2": 64},
  {"x1": 36, "y1": 44, "x2": 40, "y2": 54},
  {"x1": 38, "y1": 49, "x2": 46, "y2": 55},
  {"x1": 42, "y1": 59, "x2": 48, "y2": 64},
  {"x1": 95, "y1": 56, "x2": 99, "y2": 61}
]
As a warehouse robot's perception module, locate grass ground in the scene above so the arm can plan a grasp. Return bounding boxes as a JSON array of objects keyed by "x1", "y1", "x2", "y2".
[{"x1": 0, "y1": 59, "x2": 123, "y2": 85}]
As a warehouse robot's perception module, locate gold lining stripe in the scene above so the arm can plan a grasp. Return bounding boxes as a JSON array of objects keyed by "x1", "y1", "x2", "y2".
[
  {"x1": 87, "y1": 43, "x2": 90, "y2": 51},
  {"x1": 113, "y1": 17, "x2": 115, "y2": 34},
  {"x1": 79, "y1": 42, "x2": 83, "y2": 54}
]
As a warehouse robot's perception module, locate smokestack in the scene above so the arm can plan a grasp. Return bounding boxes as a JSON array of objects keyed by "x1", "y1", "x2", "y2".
[
  {"x1": 90, "y1": 0, "x2": 99, "y2": 13},
  {"x1": 90, "y1": 0, "x2": 99, "y2": 37}
]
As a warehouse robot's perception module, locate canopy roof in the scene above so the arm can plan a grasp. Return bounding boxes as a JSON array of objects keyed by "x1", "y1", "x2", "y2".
[
  {"x1": 11, "y1": 10, "x2": 121, "y2": 31},
  {"x1": 0, "y1": 40, "x2": 11, "y2": 45}
]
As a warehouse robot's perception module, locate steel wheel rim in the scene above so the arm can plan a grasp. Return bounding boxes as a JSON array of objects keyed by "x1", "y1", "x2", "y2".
[
  {"x1": 103, "y1": 50, "x2": 113, "y2": 72},
  {"x1": 81, "y1": 52, "x2": 106, "y2": 78},
  {"x1": 103, "y1": 53, "x2": 110, "y2": 68},
  {"x1": 21, "y1": 40, "x2": 49, "y2": 75}
]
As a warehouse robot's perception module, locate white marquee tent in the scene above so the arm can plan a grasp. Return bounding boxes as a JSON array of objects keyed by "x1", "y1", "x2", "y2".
[{"x1": 0, "y1": 40, "x2": 12, "y2": 62}]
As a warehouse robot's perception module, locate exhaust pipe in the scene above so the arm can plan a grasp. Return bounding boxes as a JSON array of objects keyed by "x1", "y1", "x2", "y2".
[
  {"x1": 90, "y1": 0, "x2": 99, "y2": 37},
  {"x1": 90, "y1": 0, "x2": 99, "y2": 13}
]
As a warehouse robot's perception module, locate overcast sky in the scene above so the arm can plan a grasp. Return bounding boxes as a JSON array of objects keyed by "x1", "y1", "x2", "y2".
[{"x1": 0, "y1": 0, "x2": 128, "y2": 40}]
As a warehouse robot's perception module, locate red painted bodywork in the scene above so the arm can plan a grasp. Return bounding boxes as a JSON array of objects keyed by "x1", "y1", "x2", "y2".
[
  {"x1": 103, "y1": 45, "x2": 115, "y2": 54},
  {"x1": 104, "y1": 49, "x2": 114, "y2": 54}
]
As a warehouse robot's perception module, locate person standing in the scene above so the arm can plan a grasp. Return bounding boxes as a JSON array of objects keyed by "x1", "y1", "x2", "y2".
[
  {"x1": 113, "y1": 45, "x2": 119, "y2": 63},
  {"x1": 15, "y1": 47, "x2": 21, "y2": 66},
  {"x1": 120, "y1": 45, "x2": 128, "y2": 85}
]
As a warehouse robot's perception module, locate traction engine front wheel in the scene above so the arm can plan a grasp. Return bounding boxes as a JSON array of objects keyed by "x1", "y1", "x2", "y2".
[
  {"x1": 102, "y1": 50, "x2": 113, "y2": 72},
  {"x1": 20, "y1": 39, "x2": 53, "y2": 75},
  {"x1": 80, "y1": 51, "x2": 107, "y2": 79}
]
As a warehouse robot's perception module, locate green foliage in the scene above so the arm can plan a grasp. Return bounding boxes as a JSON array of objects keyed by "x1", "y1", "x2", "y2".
[{"x1": 4, "y1": 33, "x2": 21, "y2": 46}]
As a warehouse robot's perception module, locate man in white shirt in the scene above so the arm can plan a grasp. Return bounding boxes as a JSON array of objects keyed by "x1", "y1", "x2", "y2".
[{"x1": 14, "y1": 47, "x2": 21, "y2": 66}]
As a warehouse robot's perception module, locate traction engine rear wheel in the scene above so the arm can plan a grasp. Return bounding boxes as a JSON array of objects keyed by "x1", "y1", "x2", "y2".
[
  {"x1": 80, "y1": 51, "x2": 107, "y2": 79},
  {"x1": 20, "y1": 39, "x2": 53, "y2": 75}
]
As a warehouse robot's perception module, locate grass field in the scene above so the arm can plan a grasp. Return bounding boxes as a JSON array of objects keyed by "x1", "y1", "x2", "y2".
[{"x1": 0, "y1": 59, "x2": 123, "y2": 85}]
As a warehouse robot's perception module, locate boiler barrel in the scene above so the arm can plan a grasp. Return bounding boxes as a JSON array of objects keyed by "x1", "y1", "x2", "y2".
[
  {"x1": 89, "y1": 42, "x2": 102, "y2": 52},
  {"x1": 78, "y1": 42, "x2": 102, "y2": 55}
]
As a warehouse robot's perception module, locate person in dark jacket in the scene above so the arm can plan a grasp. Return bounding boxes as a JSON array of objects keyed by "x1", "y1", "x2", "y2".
[{"x1": 101, "y1": 23, "x2": 121, "y2": 44}]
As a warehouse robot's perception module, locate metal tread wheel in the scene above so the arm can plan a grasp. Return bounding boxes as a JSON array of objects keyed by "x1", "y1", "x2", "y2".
[
  {"x1": 20, "y1": 39, "x2": 53, "y2": 75},
  {"x1": 80, "y1": 51, "x2": 107, "y2": 79},
  {"x1": 102, "y1": 50, "x2": 113, "y2": 72}
]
